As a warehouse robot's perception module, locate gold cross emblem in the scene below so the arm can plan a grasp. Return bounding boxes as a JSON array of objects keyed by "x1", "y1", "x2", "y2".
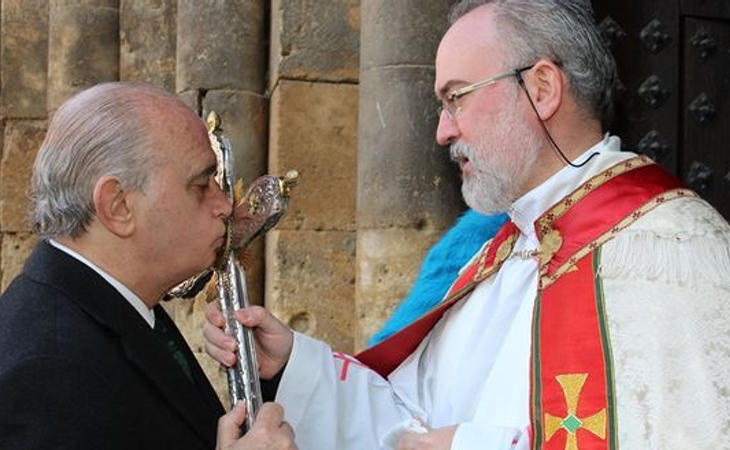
[{"x1": 544, "y1": 373, "x2": 606, "y2": 450}]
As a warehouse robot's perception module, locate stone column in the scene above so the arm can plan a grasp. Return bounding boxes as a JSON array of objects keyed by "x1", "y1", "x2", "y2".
[
  {"x1": 0, "y1": 120, "x2": 4, "y2": 289},
  {"x1": 0, "y1": 121, "x2": 46, "y2": 291},
  {"x1": 47, "y1": 0, "x2": 120, "y2": 112},
  {"x1": 356, "y1": 0, "x2": 461, "y2": 349},
  {"x1": 1, "y1": 0, "x2": 48, "y2": 118},
  {"x1": 266, "y1": 0, "x2": 360, "y2": 353},
  {"x1": 120, "y1": 0, "x2": 177, "y2": 91},
  {"x1": 0, "y1": 0, "x2": 48, "y2": 289}
]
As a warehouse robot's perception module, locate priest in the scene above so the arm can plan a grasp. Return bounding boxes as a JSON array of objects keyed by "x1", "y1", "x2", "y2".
[{"x1": 205, "y1": 1, "x2": 730, "y2": 448}]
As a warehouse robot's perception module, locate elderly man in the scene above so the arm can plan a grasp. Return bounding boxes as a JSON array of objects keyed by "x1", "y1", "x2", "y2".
[
  {"x1": 205, "y1": 1, "x2": 730, "y2": 449},
  {"x1": 0, "y1": 83, "x2": 295, "y2": 450}
]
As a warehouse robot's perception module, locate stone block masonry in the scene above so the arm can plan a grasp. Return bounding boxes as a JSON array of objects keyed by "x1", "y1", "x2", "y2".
[
  {"x1": 1, "y1": 0, "x2": 48, "y2": 118},
  {"x1": 0, "y1": 120, "x2": 46, "y2": 233},
  {"x1": 120, "y1": 0, "x2": 177, "y2": 91},
  {"x1": 47, "y1": 0, "x2": 119, "y2": 112},
  {"x1": 0, "y1": 0, "x2": 465, "y2": 400}
]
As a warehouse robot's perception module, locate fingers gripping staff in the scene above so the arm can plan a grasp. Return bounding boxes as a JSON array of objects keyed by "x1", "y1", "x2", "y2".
[{"x1": 170, "y1": 111, "x2": 298, "y2": 434}]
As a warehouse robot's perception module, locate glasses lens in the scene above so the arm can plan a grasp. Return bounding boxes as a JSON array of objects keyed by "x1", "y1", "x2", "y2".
[{"x1": 441, "y1": 97, "x2": 456, "y2": 118}]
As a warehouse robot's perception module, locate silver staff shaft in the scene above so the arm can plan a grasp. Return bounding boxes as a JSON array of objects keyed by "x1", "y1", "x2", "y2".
[
  {"x1": 167, "y1": 112, "x2": 297, "y2": 434},
  {"x1": 201, "y1": 111, "x2": 297, "y2": 434},
  {"x1": 216, "y1": 255, "x2": 262, "y2": 433}
]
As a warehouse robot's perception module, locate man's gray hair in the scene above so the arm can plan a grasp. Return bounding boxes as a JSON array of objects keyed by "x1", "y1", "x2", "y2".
[
  {"x1": 31, "y1": 83, "x2": 185, "y2": 238},
  {"x1": 449, "y1": 0, "x2": 617, "y2": 127}
]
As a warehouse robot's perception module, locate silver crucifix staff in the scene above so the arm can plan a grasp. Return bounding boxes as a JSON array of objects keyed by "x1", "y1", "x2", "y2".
[{"x1": 168, "y1": 111, "x2": 298, "y2": 434}]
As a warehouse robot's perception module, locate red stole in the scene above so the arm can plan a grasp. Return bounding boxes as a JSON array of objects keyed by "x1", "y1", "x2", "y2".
[
  {"x1": 356, "y1": 220, "x2": 520, "y2": 377},
  {"x1": 356, "y1": 156, "x2": 695, "y2": 448},
  {"x1": 530, "y1": 157, "x2": 693, "y2": 449}
]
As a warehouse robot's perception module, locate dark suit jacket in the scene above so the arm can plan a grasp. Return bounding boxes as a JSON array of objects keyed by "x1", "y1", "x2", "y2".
[{"x1": 0, "y1": 241, "x2": 225, "y2": 449}]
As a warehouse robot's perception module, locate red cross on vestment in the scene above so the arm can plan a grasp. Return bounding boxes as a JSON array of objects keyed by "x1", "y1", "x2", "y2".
[{"x1": 333, "y1": 352, "x2": 364, "y2": 381}]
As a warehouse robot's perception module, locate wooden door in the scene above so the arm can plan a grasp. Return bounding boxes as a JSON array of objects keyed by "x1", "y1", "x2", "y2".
[{"x1": 593, "y1": 0, "x2": 730, "y2": 219}]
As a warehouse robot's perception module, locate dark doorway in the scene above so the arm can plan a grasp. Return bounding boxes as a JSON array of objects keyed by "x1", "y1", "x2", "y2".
[{"x1": 593, "y1": 0, "x2": 730, "y2": 219}]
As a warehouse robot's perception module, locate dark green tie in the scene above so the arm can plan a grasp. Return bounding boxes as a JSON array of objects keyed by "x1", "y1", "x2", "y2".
[{"x1": 154, "y1": 312, "x2": 194, "y2": 383}]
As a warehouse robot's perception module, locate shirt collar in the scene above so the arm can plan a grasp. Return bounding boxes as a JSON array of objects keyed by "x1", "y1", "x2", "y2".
[
  {"x1": 48, "y1": 239, "x2": 156, "y2": 328},
  {"x1": 508, "y1": 134, "x2": 633, "y2": 239}
]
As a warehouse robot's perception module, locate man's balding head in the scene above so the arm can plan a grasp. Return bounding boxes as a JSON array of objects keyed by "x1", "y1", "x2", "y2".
[{"x1": 31, "y1": 83, "x2": 198, "y2": 239}]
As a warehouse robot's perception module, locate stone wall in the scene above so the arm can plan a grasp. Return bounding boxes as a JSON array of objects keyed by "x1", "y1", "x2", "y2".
[{"x1": 0, "y1": 0, "x2": 460, "y2": 405}]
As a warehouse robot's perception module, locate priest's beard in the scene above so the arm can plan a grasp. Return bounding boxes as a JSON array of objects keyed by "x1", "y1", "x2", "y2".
[{"x1": 450, "y1": 107, "x2": 542, "y2": 215}]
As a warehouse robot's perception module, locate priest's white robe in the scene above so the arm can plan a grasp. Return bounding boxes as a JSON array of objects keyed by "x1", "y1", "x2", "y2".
[{"x1": 275, "y1": 135, "x2": 730, "y2": 449}]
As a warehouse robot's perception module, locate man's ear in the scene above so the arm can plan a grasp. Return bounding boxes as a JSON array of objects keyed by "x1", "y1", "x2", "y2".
[
  {"x1": 521, "y1": 58, "x2": 563, "y2": 122},
  {"x1": 92, "y1": 176, "x2": 135, "y2": 238}
]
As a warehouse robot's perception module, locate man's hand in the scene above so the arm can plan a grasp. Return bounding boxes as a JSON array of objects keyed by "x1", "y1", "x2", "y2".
[
  {"x1": 203, "y1": 303, "x2": 293, "y2": 378},
  {"x1": 216, "y1": 402, "x2": 297, "y2": 450},
  {"x1": 396, "y1": 425, "x2": 457, "y2": 450}
]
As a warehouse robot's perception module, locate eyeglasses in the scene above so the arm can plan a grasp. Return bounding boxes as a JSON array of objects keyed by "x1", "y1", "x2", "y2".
[{"x1": 439, "y1": 65, "x2": 534, "y2": 119}]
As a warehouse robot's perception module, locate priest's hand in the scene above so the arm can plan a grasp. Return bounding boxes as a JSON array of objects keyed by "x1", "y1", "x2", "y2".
[
  {"x1": 395, "y1": 425, "x2": 457, "y2": 450},
  {"x1": 216, "y1": 402, "x2": 297, "y2": 450},
  {"x1": 203, "y1": 302, "x2": 293, "y2": 378}
]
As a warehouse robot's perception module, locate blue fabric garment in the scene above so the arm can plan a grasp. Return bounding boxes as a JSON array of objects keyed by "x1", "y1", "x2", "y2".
[{"x1": 368, "y1": 209, "x2": 509, "y2": 346}]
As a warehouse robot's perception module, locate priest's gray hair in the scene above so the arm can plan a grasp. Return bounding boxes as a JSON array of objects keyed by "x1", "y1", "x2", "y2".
[
  {"x1": 30, "y1": 83, "x2": 183, "y2": 238},
  {"x1": 449, "y1": 0, "x2": 617, "y2": 128}
]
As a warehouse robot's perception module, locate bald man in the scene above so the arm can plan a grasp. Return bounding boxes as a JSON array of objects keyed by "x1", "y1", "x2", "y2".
[{"x1": 0, "y1": 83, "x2": 295, "y2": 450}]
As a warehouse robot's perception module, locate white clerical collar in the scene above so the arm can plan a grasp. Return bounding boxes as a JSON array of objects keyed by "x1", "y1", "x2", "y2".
[
  {"x1": 508, "y1": 134, "x2": 633, "y2": 238},
  {"x1": 48, "y1": 239, "x2": 156, "y2": 328}
]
